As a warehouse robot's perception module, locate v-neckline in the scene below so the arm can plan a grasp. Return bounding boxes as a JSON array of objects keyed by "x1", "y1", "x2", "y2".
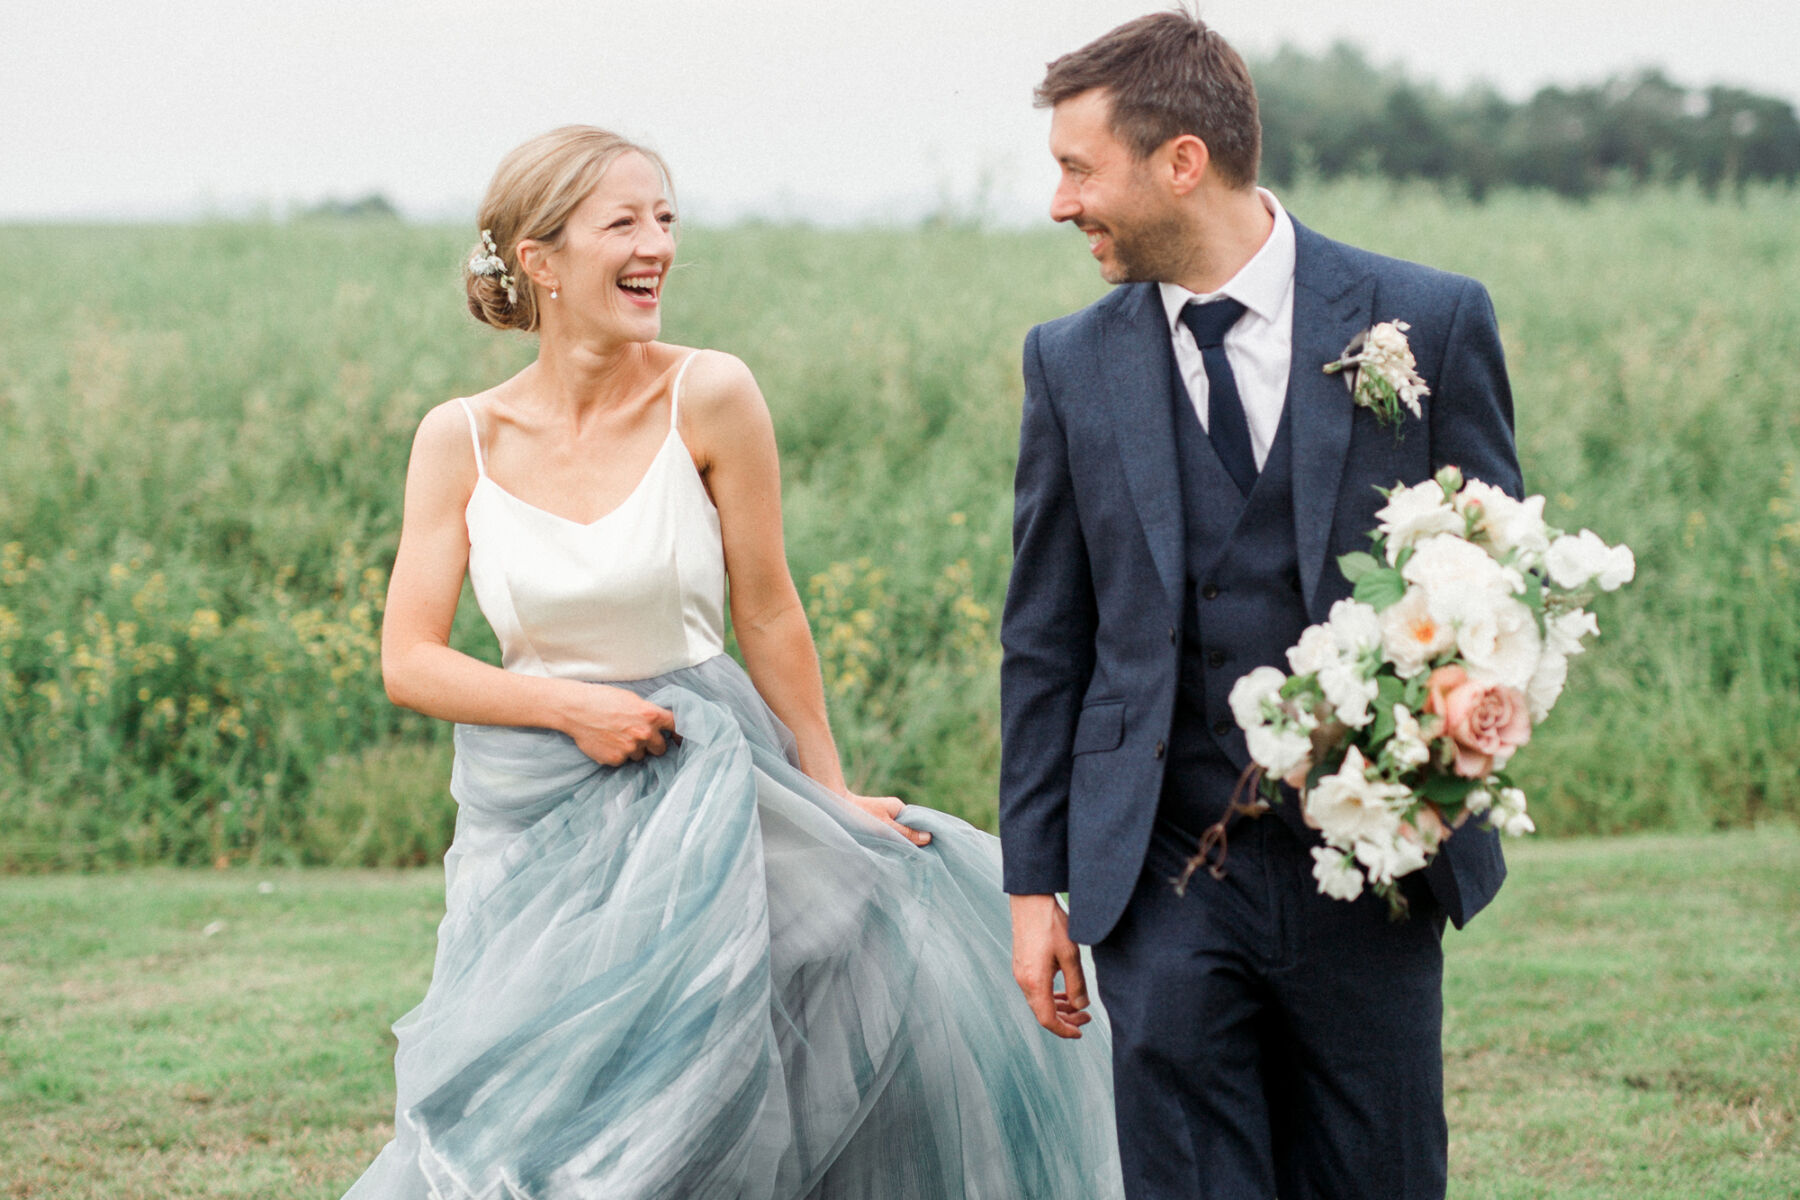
[{"x1": 476, "y1": 426, "x2": 679, "y2": 530}]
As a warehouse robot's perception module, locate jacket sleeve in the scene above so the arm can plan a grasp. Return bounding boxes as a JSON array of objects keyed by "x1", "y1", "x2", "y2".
[
  {"x1": 1430, "y1": 277, "x2": 1524, "y2": 499},
  {"x1": 998, "y1": 325, "x2": 1098, "y2": 895}
]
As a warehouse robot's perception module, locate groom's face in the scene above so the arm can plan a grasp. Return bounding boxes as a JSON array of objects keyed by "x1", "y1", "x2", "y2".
[{"x1": 1048, "y1": 88, "x2": 1188, "y2": 285}]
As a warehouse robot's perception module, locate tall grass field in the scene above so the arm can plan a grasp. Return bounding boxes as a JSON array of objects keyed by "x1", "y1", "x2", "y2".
[{"x1": 1, "y1": 181, "x2": 1797, "y2": 868}]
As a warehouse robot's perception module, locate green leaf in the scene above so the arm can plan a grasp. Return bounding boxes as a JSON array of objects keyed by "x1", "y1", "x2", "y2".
[
  {"x1": 1369, "y1": 705, "x2": 1397, "y2": 747},
  {"x1": 1420, "y1": 773, "x2": 1480, "y2": 810},
  {"x1": 1338, "y1": 551, "x2": 1382, "y2": 583},
  {"x1": 1353, "y1": 566, "x2": 1407, "y2": 611}
]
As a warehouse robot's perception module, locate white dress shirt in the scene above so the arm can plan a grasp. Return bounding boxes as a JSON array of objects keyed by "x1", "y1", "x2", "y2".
[{"x1": 1157, "y1": 188, "x2": 1296, "y2": 470}]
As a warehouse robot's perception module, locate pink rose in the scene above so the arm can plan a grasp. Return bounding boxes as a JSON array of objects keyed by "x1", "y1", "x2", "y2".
[{"x1": 1423, "y1": 665, "x2": 1532, "y2": 778}]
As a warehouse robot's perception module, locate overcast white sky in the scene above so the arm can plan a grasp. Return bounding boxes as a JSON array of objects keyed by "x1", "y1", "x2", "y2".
[{"x1": 5, "y1": 0, "x2": 1796, "y2": 225}]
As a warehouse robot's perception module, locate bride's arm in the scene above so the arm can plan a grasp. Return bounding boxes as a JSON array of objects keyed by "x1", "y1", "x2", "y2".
[
  {"x1": 683, "y1": 353, "x2": 930, "y2": 848},
  {"x1": 380, "y1": 401, "x2": 677, "y2": 765}
]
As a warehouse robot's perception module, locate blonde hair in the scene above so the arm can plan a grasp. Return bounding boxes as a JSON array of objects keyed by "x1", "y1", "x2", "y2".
[{"x1": 464, "y1": 126, "x2": 675, "y2": 332}]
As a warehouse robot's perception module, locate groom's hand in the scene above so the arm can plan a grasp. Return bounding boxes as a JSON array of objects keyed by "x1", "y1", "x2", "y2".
[{"x1": 1009, "y1": 893, "x2": 1091, "y2": 1039}]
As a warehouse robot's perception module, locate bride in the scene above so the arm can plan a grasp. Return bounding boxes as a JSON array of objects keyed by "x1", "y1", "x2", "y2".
[{"x1": 342, "y1": 125, "x2": 1123, "y2": 1199}]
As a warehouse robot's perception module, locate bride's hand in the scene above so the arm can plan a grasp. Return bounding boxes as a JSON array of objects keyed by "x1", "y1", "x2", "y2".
[
  {"x1": 560, "y1": 684, "x2": 679, "y2": 766},
  {"x1": 842, "y1": 791, "x2": 932, "y2": 848}
]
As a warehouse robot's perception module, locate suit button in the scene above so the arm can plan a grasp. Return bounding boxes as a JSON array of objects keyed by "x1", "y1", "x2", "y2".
[
  {"x1": 1201, "y1": 583, "x2": 1220, "y2": 600},
  {"x1": 1207, "y1": 650, "x2": 1226, "y2": 669},
  {"x1": 1212, "y1": 719, "x2": 1233, "y2": 737},
  {"x1": 1168, "y1": 626, "x2": 1177, "y2": 644},
  {"x1": 1153, "y1": 740, "x2": 1165, "y2": 759}
]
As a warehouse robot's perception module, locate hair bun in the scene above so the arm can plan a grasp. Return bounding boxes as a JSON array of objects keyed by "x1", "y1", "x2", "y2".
[{"x1": 464, "y1": 260, "x2": 530, "y2": 330}]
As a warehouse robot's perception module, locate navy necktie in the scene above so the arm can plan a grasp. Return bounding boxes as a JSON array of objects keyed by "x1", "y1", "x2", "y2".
[{"x1": 1180, "y1": 297, "x2": 1257, "y2": 497}]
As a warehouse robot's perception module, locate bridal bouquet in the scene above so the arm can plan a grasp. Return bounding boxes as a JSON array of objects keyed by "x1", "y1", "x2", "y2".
[{"x1": 1223, "y1": 466, "x2": 1634, "y2": 911}]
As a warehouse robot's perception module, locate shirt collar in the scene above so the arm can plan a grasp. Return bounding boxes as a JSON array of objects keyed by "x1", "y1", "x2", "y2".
[{"x1": 1159, "y1": 187, "x2": 1295, "y2": 331}]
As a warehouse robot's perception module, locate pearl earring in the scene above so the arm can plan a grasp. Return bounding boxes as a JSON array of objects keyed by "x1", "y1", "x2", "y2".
[{"x1": 550, "y1": 288, "x2": 559, "y2": 300}]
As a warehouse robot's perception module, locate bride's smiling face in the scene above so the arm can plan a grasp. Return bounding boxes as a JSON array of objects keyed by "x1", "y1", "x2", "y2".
[{"x1": 533, "y1": 151, "x2": 677, "y2": 341}]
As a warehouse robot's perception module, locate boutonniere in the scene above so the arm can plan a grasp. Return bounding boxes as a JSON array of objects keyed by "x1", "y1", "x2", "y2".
[{"x1": 1322, "y1": 320, "x2": 1429, "y2": 430}]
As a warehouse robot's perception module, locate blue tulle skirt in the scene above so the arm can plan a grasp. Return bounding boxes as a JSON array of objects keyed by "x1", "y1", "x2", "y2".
[{"x1": 343, "y1": 655, "x2": 1123, "y2": 1199}]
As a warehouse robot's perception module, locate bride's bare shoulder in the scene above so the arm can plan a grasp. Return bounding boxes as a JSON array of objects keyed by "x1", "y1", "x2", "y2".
[
  {"x1": 664, "y1": 348, "x2": 773, "y2": 470},
  {"x1": 402, "y1": 396, "x2": 491, "y2": 494},
  {"x1": 668, "y1": 347, "x2": 763, "y2": 415}
]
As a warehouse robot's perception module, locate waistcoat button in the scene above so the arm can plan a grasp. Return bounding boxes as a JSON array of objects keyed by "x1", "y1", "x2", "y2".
[
  {"x1": 1201, "y1": 583, "x2": 1220, "y2": 600},
  {"x1": 1212, "y1": 719, "x2": 1232, "y2": 737},
  {"x1": 1207, "y1": 650, "x2": 1226, "y2": 668},
  {"x1": 1153, "y1": 740, "x2": 1165, "y2": 759}
]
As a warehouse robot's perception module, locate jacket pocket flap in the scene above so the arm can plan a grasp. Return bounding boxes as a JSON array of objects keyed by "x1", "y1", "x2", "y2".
[{"x1": 1072, "y1": 701, "x2": 1125, "y2": 755}]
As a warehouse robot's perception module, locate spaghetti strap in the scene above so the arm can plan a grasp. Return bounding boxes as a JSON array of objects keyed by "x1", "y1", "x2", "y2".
[
  {"x1": 455, "y1": 397, "x2": 488, "y2": 478},
  {"x1": 668, "y1": 351, "x2": 702, "y2": 430}
]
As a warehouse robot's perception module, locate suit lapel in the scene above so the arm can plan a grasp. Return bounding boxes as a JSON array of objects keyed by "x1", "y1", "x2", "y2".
[
  {"x1": 1286, "y1": 221, "x2": 1375, "y2": 617},
  {"x1": 1100, "y1": 285, "x2": 1187, "y2": 619}
]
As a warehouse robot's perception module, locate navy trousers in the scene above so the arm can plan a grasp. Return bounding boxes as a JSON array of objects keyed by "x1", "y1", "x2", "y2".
[{"x1": 1092, "y1": 816, "x2": 1448, "y2": 1200}]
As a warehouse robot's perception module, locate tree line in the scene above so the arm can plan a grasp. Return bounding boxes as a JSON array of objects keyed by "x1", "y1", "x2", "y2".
[{"x1": 1251, "y1": 44, "x2": 1800, "y2": 199}]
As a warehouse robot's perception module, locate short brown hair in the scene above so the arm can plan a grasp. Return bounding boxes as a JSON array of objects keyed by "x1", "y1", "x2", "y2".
[
  {"x1": 465, "y1": 126, "x2": 674, "y2": 332},
  {"x1": 1035, "y1": 11, "x2": 1261, "y2": 188}
]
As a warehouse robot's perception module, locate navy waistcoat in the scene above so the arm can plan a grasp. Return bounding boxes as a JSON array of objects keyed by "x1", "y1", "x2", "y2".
[{"x1": 1161, "y1": 354, "x2": 1313, "y2": 837}]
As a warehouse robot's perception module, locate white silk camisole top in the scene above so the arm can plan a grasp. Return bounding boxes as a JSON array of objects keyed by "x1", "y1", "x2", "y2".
[{"x1": 457, "y1": 352, "x2": 727, "y2": 682}]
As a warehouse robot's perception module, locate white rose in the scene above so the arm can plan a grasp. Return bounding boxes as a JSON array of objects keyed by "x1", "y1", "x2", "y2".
[
  {"x1": 1455, "y1": 595, "x2": 1543, "y2": 692},
  {"x1": 1490, "y1": 786, "x2": 1535, "y2": 837},
  {"x1": 1458, "y1": 481, "x2": 1551, "y2": 567},
  {"x1": 1544, "y1": 529, "x2": 1636, "y2": 591},
  {"x1": 1379, "y1": 586, "x2": 1455, "y2": 678},
  {"x1": 1303, "y1": 746, "x2": 1406, "y2": 844},
  {"x1": 1524, "y1": 649, "x2": 1568, "y2": 722},
  {"x1": 1365, "y1": 321, "x2": 1412, "y2": 359},
  {"x1": 1317, "y1": 660, "x2": 1378, "y2": 728},
  {"x1": 1246, "y1": 724, "x2": 1313, "y2": 777},
  {"x1": 1375, "y1": 480, "x2": 1463, "y2": 563},
  {"x1": 1464, "y1": 787, "x2": 1494, "y2": 816},
  {"x1": 1326, "y1": 599, "x2": 1383, "y2": 656},
  {"x1": 1311, "y1": 846, "x2": 1365, "y2": 902},
  {"x1": 1353, "y1": 832, "x2": 1430, "y2": 885},
  {"x1": 1404, "y1": 536, "x2": 1526, "y2": 636},
  {"x1": 1286, "y1": 624, "x2": 1340, "y2": 677},
  {"x1": 1389, "y1": 704, "x2": 1431, "y2": 770},
  {"x1": 1594, "y1": 543, "x2": 1635, "y2": 591},
  {"x1": 1228, "y1": 666, "x2": 1288, "y2": 731},
  {"x1": 1544, "y1": 608, "x2": 1599, "y2": 658}
]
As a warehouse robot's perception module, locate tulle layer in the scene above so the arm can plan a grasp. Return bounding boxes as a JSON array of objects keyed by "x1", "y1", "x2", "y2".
[{"x1": 344, "y1": 654, "x2": 1122, "y2": 1199}]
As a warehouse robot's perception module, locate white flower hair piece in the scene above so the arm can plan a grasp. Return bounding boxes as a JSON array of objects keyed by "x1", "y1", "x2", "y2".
[
  {"x1": 1324, "y1": 320, "x2": 1430, "y2": 431},
  {"x1": 468, "y1": 230, "x2": 519, "y2": 306}
]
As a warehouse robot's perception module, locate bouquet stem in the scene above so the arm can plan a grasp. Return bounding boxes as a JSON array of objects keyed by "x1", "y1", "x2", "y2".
[{"x1": 1173, "y1": 764, "x2": 1272, "y2": 895}]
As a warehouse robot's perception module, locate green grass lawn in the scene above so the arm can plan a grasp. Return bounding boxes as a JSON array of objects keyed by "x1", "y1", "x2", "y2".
[{"x1": 2, "y1": 827, "x2": 1795, "y2": 1198}]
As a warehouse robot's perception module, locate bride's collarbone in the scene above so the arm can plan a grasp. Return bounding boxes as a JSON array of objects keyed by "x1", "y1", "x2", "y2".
[{"x1": 466, "y1": 384, "x2": 673, "y2": 510}]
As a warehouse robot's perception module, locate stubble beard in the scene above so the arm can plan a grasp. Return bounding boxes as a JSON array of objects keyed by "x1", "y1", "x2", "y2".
[{"x1": 1098, "y1": 199, "x2": 1198, "y2": 287}]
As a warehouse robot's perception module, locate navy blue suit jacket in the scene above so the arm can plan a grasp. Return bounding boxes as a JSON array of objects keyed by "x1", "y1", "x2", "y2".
[{"x1": 999, "y1": 218, "x2": 1523, "y2": 946}]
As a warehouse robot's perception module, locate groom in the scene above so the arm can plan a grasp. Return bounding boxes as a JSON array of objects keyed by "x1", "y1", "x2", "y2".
[{"x1": 1000, "y1": 13, "x2": 1522, "y2": 1200}]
